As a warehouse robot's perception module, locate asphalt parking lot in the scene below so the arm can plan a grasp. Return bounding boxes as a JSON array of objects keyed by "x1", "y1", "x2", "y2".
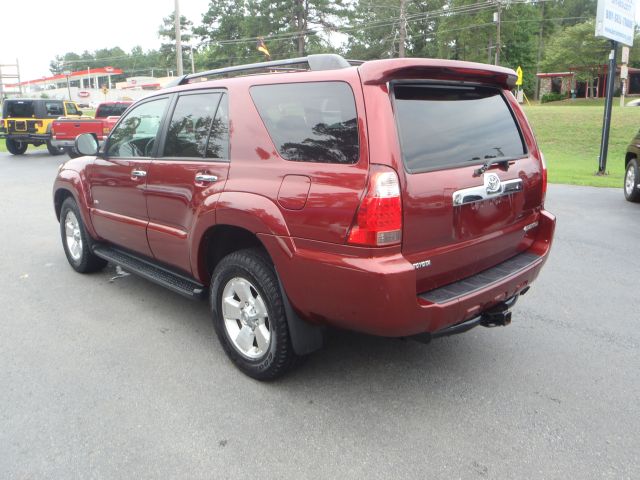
[{"x1": 1, "y1": 150, "x2": 638, "y2": 479}]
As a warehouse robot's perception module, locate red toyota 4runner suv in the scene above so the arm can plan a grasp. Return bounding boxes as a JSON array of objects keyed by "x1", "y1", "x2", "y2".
[{"x1": 53, "y1": 54, "x2": 555, "y2": 380}]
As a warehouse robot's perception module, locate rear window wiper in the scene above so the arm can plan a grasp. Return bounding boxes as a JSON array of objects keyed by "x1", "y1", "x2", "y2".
[{"x1": 473, "y1": 155, "x2": 511, "y2": 177}]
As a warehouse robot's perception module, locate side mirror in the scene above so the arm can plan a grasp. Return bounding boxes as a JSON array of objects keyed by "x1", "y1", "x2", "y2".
[
  {"x1": 75, "y1": 133, "x2": 99, "y2": 156},
  {"x1": 77, "y1": 110, "x2": 83, "y2": 117}
]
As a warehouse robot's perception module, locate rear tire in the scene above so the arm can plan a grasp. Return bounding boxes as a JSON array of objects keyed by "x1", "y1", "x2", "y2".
[
  {"x1": 6, "y1": 138, "x2": 27, "y2": 155},
  {"x1": 46, "y1": 140, "x2": 65, "y2": 156},
  {"x1": 59, "y1": 197, "x2": 107, "y2": 273},
  {"x1": 624, "y1": 159, "x2": 640, "y2": 202},
  {"x1": 210, "y1": 248, "x2": 298, "y2": 380}
]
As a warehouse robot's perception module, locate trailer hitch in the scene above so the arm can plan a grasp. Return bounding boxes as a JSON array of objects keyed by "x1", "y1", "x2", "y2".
[{"x1": 480, "y1": 295, "x2": 519, "y2": 328}]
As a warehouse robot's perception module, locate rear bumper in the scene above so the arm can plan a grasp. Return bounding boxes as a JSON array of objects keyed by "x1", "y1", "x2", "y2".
[
  {"x1": 50, "y1": 137, "x2": 105, "y2": 149},
  {"x1": 50, "y1": 139, "x2": 75, "y2": 148},
  {"x1": 270, "y1": 209, "x2": 555, "y2": 337},
  {"x1": 0, "y1": 133, "x2": 49, "y2": 142}
]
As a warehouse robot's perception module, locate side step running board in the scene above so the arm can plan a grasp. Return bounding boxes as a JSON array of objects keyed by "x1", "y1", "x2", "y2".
[{"x1": 92, "y1": 245, "x2": 206, "y2": 300}]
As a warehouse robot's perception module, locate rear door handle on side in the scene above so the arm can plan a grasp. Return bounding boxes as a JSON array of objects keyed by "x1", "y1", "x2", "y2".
[
  {"x1": 195, "y1": 173, "x2": 218, "y2": 183},
  {"x1": 131, "y1": 170, "x2": 147, "y2": 178}
]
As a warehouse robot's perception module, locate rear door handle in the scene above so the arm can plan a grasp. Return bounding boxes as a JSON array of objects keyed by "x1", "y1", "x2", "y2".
[
  {"x1": 195, "y1": 173, "x2": 218, "y2": 183},
  {"x1": 131, "y1": 170, "x2": 147, "y2": 178}
]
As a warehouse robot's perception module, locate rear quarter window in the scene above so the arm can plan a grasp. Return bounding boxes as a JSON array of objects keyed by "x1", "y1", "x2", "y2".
[
  {"x1": 393, "y1": 84, "x2": 526, "y2": 173},
  {"x1": 250, "y1": 82, "x2": 359, "y2": 164},
  {"x1": 46, "y1": 102, "x2": 65, "y2": 116}
]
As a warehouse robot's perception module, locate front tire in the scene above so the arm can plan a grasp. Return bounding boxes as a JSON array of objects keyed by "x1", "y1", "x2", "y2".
[
  {"x1": 624, "y1": 159, "x2": 640, "y2": 202},
  {"x1": 210, "y1": 248, "x2": 298, "y2": 380},
  {"x1": 59, "y1": 197, "x2": 107, "y2": 273},
  {"x1": 6, "y1": 138, "x2": 28, "y2": 155},
  {"x1": 47, "y1": 140, "x2": 65, "y2": 156},
  {"x1": 65, "y1": 147, "x2": 82, "y2": 159}
]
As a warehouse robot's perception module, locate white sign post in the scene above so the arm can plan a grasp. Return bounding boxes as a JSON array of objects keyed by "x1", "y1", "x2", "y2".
[{"x1": 594, "y1": 0, "x2": 636, "y2": 174}]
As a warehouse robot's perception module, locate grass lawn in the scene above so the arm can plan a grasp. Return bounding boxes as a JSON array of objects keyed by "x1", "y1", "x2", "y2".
[{"x1": 524, "y1": 103, "x2": 640, "y2": 188}]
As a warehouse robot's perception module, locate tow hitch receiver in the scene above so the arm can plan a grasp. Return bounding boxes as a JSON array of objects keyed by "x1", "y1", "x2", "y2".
[
  {"x1": 414, "y1": 294, "x2": 520, "y2": 343},
  {"x1": 480, "y1": 295, "x2": 518, "y2": 328}
]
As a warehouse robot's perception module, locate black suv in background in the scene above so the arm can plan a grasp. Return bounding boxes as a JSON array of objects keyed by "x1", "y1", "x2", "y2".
[{"x1": 625, "y1": 133, "x2": 640, "y2": 202}]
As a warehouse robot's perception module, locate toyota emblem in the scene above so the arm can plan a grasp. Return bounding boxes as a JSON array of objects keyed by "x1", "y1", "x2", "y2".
[{"x1": 485, "y1": 173, "x2": 501, "y2": 194}]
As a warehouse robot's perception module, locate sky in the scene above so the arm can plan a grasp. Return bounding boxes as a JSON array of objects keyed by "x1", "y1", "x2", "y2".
[
  {"x1": 3, "y1": 0, "x2": 640, "y2": 82},
  {"x1": 1, "y1": 0, "x2": 211, "y2": 81}
]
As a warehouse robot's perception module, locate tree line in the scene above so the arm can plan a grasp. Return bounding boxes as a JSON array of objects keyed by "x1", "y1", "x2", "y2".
[{"x1": 49, "y1": 0, "x2": 639, "y2": 97}]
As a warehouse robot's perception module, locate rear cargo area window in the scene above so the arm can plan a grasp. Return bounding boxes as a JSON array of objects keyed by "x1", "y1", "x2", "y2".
[
  {"x1": 96, "y1": 104, "x2": 129, "y2": 118},
  {"x1": 250, "y1": 82, "x2": 359, "y2": 164},
  {"x1": 393, "y1": 84, "x2": 526, "y2": 173}
]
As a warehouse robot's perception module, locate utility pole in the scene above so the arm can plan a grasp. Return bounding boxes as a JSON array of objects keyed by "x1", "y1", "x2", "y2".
[
  {"x1": 190, "y1": 45, "x2": 195, "y2": 74},
  {"x1": 534, "y1": 1, "x2": 545, "y2": 101},
  {"x1": 494, "y1": 1, "x2": 502, "y2": 66},
  {"x1": 174, "y1": 0, "x2": 183, "y2": 76},
  {"x1": 398, "y1": 0, "x2": 407, "y2": 58},
  {"x1": 63, "y1": 70, "x2": 72, "y2": 101}
]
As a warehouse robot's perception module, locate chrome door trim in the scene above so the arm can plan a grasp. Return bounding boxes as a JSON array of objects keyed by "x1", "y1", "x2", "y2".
[
  {"x1": 452, "y1": 176, "x2": 523, "y2": 206},
  {"x1": 195, "y1": 174, "x2": 218, "y2": 183}
]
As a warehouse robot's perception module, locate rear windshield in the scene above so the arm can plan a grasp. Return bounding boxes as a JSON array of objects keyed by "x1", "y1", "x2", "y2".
[
  {"x1": 95, "y1": 103, "x2": 130, "y2": 118},
  {"x1": 250, "y1": 82, "x2": 359, "y2": 164},
  {"x1": 393, "y1": 84, "x2": 526, "y2": 173},
  {"x1": 3, "y1": 101, "x2": 35, "y2": 118}
]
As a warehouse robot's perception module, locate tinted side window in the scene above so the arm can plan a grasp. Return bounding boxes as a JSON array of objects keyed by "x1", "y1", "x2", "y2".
[
  {"x1": 64, "y1": 102, "x2": 80, "y2": 116},
  {"x1": 206, "y1": 94, "x2": 229, "y2": 160},
  {"x1": 163, "y1": 92, "x2": 221, "y2": 158},
  {"x1": 393, "y1": 84, "x2": 526, "y2": 173},
  {"x1": 45, "y1": 102, "x2": 64, "y2": 116},
  {"x1": 107, "y1": 98, "x2": 168, "y2": 158},
  {"x1": 250, "y1": 82, "x2": 359, "y2": 164}
]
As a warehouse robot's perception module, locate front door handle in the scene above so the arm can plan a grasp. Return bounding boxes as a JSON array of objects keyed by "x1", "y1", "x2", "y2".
[
  {"x1": 195, "y1": 173, "x2": 218, "y2": 183},
  {"x1": 131, "y1": 169, "x2": 147, "y2": 178}
]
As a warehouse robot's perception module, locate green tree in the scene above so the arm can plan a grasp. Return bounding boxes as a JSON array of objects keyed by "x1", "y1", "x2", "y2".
[
  {"x1": 541, "y1": 21, "x2": 610, "y2": 97},
  {"x1": 194, "y1": 0, "x2": 349, "y2": 70},
  {"x1": 159, "y1": 12, "x2": 194, "y2": 73}
]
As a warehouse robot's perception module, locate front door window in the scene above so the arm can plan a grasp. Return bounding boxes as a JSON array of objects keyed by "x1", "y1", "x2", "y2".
[{"x1": 107, "y1": 98, "x2": 168, "y2": 158}]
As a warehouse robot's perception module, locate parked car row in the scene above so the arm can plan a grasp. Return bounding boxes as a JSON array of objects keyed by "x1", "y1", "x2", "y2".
[
  {"x1": 0, "y1": 98, "x2": 80, "y2": 155},
  {"x1": 0, "y1": 99, "x2": 131, "y2": 157}
]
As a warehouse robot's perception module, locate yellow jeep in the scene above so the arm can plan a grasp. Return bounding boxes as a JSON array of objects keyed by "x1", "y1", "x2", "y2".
[{"x1": 0, "y1": 98, "x2": 81, "y2": 155}]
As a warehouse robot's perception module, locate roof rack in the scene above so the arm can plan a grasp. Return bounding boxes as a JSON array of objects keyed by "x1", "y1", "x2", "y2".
[{"x1": 166, "y1": 54, "x2": 362, "y2": 88}]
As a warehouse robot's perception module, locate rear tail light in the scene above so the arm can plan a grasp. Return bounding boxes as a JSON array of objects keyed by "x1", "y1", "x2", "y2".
[
  {"x1": 103, "y1": 126, "x2": 111, "y2": 135},
  {"x1": 347, "y1": 165, "x2": 402, "y2": 247},
  {"x1": 540, "y1": 153, "x2": 548, "y2": 204}
]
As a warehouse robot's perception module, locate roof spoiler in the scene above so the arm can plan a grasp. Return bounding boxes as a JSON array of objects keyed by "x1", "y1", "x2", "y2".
[{"x1": 358, "y1": 59, "x2": 518, "y2": 90}]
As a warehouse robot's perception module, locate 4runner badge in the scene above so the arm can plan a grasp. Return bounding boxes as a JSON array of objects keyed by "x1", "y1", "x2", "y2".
[{"x1": 485, "y1": 173, "x2": 501, "y2": 194}]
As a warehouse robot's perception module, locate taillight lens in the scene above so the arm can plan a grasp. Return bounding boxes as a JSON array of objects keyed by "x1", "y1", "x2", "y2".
[
  {"x1": 103, "y1": 126, "x2": 111, "y2": 135},
  {"x1": 348, "y1": 165, "x2": 402, "y2": 247},
  {"x1": 540, "y1": 153, "x2": 547, "y2": 204}
]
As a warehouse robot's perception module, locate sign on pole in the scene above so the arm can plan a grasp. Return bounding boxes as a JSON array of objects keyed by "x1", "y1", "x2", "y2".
[
  {"x1": 595, "y1": 0, "x2": 636, "y2": 46},
  {"x1": 515, "y1": 66, "x2": 523, "y2": 86}
]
